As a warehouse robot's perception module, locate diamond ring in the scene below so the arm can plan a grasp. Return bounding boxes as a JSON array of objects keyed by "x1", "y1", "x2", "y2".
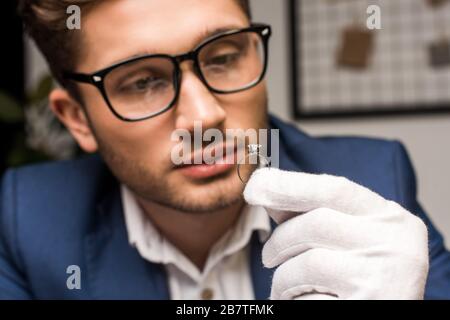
[{"x1": 237, "y1": 144, "x2": 270, "y2": 184}]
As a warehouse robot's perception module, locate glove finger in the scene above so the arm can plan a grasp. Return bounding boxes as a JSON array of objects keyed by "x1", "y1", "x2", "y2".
[
  {"x1": 244, "y1": 168, "x2": 388, "y2": 217},
  {"x1": 262, "y1": 207, "x2": 376, "y2": 268},
  {"x1": 270, "y1": 248, "x2": 358, "y2": 300}
]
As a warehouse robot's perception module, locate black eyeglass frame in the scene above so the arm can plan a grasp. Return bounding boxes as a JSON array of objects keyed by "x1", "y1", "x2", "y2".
[{"x1": 63, "y1": 23, "x2": 272, "y2": 122}]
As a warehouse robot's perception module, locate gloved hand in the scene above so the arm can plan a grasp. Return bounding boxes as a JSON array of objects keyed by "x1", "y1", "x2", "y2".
[{"x1": 244, "y1": 168, "x2": 429, "y2": 300}]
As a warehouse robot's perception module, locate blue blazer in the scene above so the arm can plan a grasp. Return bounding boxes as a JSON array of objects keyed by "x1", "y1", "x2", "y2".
[{"x1": 1, "y1": 115, "x2": 449, "y2": 299}]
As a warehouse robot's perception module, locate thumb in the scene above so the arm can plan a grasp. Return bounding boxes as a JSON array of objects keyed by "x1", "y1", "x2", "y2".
[{"x1": 244, "y1": 168, "x2": 305, "y2": 223}]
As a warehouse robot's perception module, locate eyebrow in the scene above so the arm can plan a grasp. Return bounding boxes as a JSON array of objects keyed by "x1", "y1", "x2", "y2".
[{"x1": 107, "y1": 25, "x2": 246, "y2": 67}]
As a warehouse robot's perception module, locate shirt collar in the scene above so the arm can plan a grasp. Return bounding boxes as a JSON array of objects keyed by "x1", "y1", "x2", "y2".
[{"x1": 121, "y1": 184, "x2": 271, "y2": 279}]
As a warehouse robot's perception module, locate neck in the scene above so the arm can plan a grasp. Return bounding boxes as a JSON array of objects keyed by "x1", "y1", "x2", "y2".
[{"x1": 135, "y1": 197, "x2": 244, "y2": 270}]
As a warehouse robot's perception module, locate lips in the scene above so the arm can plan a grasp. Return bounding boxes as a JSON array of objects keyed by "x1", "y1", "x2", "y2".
[{"x1": 174, "y1": 143, "x2": 239, "y2": 179}]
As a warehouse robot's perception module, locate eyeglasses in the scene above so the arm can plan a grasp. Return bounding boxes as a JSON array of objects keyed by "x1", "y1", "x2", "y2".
[{"x1": 63, "y1": 23, "x2": 271, "y2": 122}]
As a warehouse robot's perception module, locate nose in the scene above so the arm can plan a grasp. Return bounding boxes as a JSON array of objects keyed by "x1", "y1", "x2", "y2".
[{"x1": 174, "y1": 63, "x2": 226, "y2": 132}]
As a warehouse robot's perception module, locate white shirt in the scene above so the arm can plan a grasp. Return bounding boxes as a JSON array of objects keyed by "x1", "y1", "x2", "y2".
[{"x1": 121, "y1": 185, "x2": 271, "y2": 300}]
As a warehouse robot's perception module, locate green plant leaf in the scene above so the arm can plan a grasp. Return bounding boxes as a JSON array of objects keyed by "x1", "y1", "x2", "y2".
[
  {"x1": 28, "y1": 74, "x2": 54, "y2": 104},
  {"x1": 6, "y1": 133, "x2": 49, "y2": 167},
  {"x1": 0, "y1": 92, "x2": 24, "y2": 123}
]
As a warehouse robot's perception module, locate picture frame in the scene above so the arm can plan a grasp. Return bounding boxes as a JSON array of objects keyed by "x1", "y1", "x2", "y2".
[{"x1": 289, "y1": 0, "x2": 450, "y2": 119}]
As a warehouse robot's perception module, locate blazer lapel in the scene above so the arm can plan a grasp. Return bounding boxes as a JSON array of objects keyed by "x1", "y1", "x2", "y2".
[
  {"x1": 250, "y1": 233, "x2": 272, "y2": 300},
  {"x1": 84, "y1": 180, "x2": 170, "y2": 300}
]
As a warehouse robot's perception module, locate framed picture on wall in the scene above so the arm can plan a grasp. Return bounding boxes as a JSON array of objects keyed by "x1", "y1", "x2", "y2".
[{"x1": 289, "y1": 0, "x2": 450, "y2": 119}]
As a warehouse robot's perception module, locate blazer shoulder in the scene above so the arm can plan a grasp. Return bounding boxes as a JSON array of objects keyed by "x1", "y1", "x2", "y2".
[
  {"x1": 271, "y1": 114, "x2": 402, "y2": 155},
  {"x1": 5, "y1": 154, "x2": 106, "y2": 186},
  {"x1": 273, "y1": 116, "x2": 412, "y2": 202},
  {"x1": 1, "y1": 154, "x2": 109, "y2": 239},
  {"x1": 274, "y1": 115, "x2": 405, "y2": 170},
  {"x1": 316, "y1": 133, "x2": 405, "y2": 157},
  {"x1": 0, "y1": 155, "x2": 116, "y2": 298}
]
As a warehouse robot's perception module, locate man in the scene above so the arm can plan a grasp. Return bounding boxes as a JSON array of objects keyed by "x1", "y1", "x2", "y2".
[{"x1": 1, "y1": 0, "x2": 449, "y2": 299}]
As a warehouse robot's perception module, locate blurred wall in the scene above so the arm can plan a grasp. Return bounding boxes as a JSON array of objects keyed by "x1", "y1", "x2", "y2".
[{"x1": 251, "y1": 0, "x2": 450, "y2": 247}]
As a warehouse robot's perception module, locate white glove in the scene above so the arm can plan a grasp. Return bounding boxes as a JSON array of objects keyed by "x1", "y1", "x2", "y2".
[{"x1": 244, "y1": 168, "x2": 429, "y2": 300}]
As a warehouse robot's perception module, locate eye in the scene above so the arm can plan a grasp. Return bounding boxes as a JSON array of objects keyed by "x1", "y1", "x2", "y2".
[
  {"x1": 204, "y1": 52, "x2": 241, "y2": 67},
  {"x1": 135, "y1": 77, "x2": 154, "y2": 90},
  {"x1": 120, "y1": 76, "x2": 169, "y2": 93}
]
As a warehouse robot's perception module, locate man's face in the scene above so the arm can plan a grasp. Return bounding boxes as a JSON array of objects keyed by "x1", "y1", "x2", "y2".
[{"x1": 75, "y1": 0, "x2": 268, "y2": 212}]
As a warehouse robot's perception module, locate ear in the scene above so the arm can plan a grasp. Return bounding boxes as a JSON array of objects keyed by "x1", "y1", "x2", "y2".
[{"x1": 49, "y1": 88, "x2": 98, "y2": 153}]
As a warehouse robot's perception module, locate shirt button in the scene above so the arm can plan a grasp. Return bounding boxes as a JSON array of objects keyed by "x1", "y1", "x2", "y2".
[{"x1": 201, "y1": 288, "x2": 214, "y2": 300}]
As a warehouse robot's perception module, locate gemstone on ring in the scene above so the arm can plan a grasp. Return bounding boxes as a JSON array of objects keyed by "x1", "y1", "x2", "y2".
[
  {"x1": 248, "y1": 144, "x2": 262, "y2": 155},
  {"x1": 237, "y1": 144, "x2": 270, "y2": 184}
]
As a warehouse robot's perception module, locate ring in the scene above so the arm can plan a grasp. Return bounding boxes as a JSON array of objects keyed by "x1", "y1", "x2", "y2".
[{"x1": 237, "y1": 144, "x2": 271, "y2": 184}]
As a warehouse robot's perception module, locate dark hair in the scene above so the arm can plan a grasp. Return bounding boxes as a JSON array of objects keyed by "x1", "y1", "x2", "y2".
[{"x1": 18, "y1": 0, "x2": 252, "y2": 93}]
